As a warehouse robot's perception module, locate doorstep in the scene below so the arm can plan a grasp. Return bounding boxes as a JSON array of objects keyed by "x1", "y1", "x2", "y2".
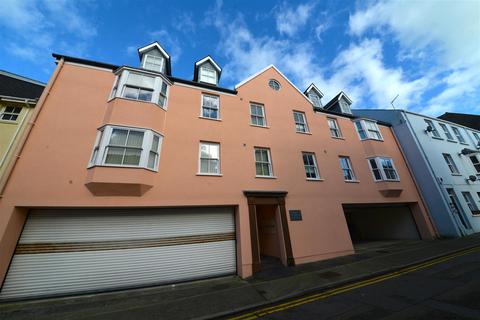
[{"x1": 1, "y1": 235, "x2": 480, "y2": 320}]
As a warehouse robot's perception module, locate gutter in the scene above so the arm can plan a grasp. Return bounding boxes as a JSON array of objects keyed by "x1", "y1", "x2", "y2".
[{"x1": 0, "y1": 59, "x2": 65, "y2": 197}]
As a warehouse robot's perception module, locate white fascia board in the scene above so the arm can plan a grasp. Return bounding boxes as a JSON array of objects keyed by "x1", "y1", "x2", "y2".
[
  {"x1": 195, "y1": 57, "x2": 222, "y2": 72},
  {"x1": 138, "y1": 42, "x2": 170, "y2": 59},
  {"x1": 235, "y1": 64, "x2": 313, "y2": 105},
  {"x1": 305, "y1": 84, "x2": 324, "y2": 97},
  {"x1": 339, "y1": 91, "x2": 353, "y2": 104}
]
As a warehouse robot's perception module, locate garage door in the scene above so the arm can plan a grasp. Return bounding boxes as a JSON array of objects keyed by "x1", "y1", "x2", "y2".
[{"x1": 0, "y1": 207, "x2": 236, "y2": 300}]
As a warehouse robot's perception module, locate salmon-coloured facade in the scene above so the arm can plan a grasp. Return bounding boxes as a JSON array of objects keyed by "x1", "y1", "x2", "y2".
[{"x1": 0, "y1": 43, "x2": 436, "y2": 299}]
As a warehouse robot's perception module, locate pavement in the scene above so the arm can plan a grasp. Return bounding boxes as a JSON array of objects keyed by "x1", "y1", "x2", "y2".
[
  {"x1": 235, "y1": 247, "x2": 480, "y2": 319},
  {"x1": 1, "y1": 234, "x2": 480, "y2": 320}
]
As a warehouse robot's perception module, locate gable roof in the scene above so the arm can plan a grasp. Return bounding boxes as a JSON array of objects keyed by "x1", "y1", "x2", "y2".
[
  {"x1": 304, "y1": 83, "x2": 324, "y2": 97},
  {"x1": 323, "y1": 91, "x2": 352, "y2": 110},
  {"x1": 193, "y1": 56, "x2": 222, "y2": 82},
  {"x1": 438, "y1": 112, "x2": 480, "y2": 131},
  {"x1": 0, "y1": 70, "x2": 45, "y2": 100},
  {"x1": 137, "y1": 41, "x2": 172, "y2": 76},
  {"x1": 235, "y1": 65, "x2": 313, "y2": 106}
]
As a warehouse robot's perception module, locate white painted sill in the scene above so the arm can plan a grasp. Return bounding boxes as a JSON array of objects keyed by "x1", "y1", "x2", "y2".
[
  {"x1": 344, "y1": 180, "x2": 360, "y2": 183},
  {"x1": 331, "y1": 136, "x2": 345, "y2": 140},
  {"x1": 306, "y1": 178, "x2": 324, "y2": 181},
  {"x1": 196, "y1": 173, "x2": 223, "y2": 177},
  {"x1": 250, "y1": 124, "x2": 269, "y2": 129},
  {"x1": 296, "y1": 131, "x2": 312, "y2": 135},
  {"x1": 255, "y1": 175, "x2": 277, "y2": 179},
  {"x1": 198, "y1": 116, "x2": 222, "y2": 121}
]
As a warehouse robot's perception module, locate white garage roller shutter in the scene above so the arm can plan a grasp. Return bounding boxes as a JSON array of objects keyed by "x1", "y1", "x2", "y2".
[{"x1": 0, "y1": 207, "x2": 236, "y2": 300}]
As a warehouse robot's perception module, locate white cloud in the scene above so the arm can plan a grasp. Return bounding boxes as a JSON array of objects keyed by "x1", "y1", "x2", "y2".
[
  {"x1": 275, "y1": 2, "x2": 316, "y2": 37},
  {"x1": 349, "y1": 0, "x2": 480, "y2": 115},
  {"x1": 149, "y1": 30, "x2": 183, "y2": 61},
  {"x1": 0, "y1": 0, "x2": 97, "y2": 62}
]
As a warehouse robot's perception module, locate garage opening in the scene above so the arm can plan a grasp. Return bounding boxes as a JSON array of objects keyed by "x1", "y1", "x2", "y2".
[
  {"x1": 343, "y1": 204, "x2": 420, "y2": 243},
  {"x1": 0, "y1": 207, "x2": 236, "y2": 301}
]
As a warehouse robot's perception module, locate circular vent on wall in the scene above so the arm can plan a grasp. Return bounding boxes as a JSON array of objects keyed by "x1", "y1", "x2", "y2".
[{"x1": 268, "y1": 79, "x2": 281, "y2": 91}]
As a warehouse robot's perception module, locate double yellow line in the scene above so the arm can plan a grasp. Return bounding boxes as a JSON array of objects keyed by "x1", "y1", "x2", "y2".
[{"x1": 229, "y1": 246, "x2": 480, "y2": 320}]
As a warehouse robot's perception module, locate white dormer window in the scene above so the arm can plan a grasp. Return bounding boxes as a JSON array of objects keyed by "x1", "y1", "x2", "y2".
[
  {"x1": 143, "y1": 54, "x2": 165, "y2": 73},
  {"x1": 339, "y1": 99, "x2": 352, "y2": 114},
  {"x1": 199, "y1": 65, "x2": 217, "y2": 85},
  {"x1": 309, "y1": 92, "x2": 322, "y2": 108}
]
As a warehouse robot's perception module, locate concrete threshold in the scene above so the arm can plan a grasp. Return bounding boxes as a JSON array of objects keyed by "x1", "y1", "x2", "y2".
[{"x1": 1, "y1": 234, "x2": 480, "y2": 320}]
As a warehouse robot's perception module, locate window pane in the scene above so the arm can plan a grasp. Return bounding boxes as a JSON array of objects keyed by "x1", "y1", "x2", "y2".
[
  {"x1": 123, "y1": 86, "x2": 138, "y2": 99},
  {"x1": 151, "y1": 135, "x2": 160, "y2": 151},
  {"x1": 158, "y1": 95, "x2": 166, "y2": 107},
  {"x1": 126, "y1": 131, "x2": 144, "y2": 147},
  {"x1": 105, "y1": 147, "x2": 124, "y2": 164},
  {"x1": 161, "y1": 82, "x2": 168, "y2": 95},
  {"x1": 109, "y1": 129, "x2": 128, "y2": 145},
  {"x1": 123, "y1": 148, "x2": 141, "y2": 165},
  {"x1": 148, "y1": 152, "x2": 157, "y2": 169},
  {"x1": 138, "y1": 89, "x2": 153, "y2": 101}
]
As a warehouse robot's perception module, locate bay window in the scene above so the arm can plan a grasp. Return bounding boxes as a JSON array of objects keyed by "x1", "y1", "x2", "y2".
[
  {"x1": 368, "y1": 157, "x2": 399, "y2": 181},
  {"x1": 89, "y1": 125, "x2": 162, "y2": 171},
  {"x1": 110, "y1": 68, "x2": 170, "y2": 108},
  {"x1": 354, "y1": 120, "x2": 383, "y2": 141}
]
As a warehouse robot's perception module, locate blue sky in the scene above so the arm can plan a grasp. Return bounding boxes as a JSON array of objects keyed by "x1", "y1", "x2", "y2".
[{"x1": 0, "y1": 0, "x2": 479, "y2": 116}]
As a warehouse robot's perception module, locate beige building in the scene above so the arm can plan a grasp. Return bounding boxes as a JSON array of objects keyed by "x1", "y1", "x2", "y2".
[{"x1": 0, "y1": 70, "x2": 45, "y2": 180}]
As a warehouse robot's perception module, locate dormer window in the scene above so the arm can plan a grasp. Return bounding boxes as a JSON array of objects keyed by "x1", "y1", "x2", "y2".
[
  {"x1": 339, "y1": 99, "x2": 351, "y2": 114},
  {"x1": 309, "y1": 92, "x2": 322, "y2": 108},
  {"x1": 199, "y1": 65, "x2": 217, "y2": 85},
  {"x1": 143, "y1": 54, "x2": 165, "y2": 73},
  {"x1": 194, "y1": 56, "x2": 222, "y2": 86},
  {"x1": 323, "y1": 91, "x2": 352, "y2": 115},
  {"x1": 304, "y1": 84, "x2": 324, "y2": 109}
]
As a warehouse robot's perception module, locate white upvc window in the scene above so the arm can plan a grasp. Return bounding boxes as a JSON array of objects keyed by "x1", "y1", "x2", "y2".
[
  {"x1": 89, "y1": 125, "x2": 162, "y2": 171},
  {"x1": 111, "y1": 69, "x2": 170, "y2": 108},
  {"x1": 462, "y1": 192, "x2": 479, "y2": 215},
  {"x1": 469, "y1": 155, "x2": 480, "y2": 174},
  {"x1": 472, "y1": 132, "x2": 480, "y2": 145},
  {"x1": 255, "y1": 147, "x2": 273, "y2": 177},
  {"x1": 327, "y1": 118, "x2": 342, "y2": 138},
  {"x1": 142, "y1": 54, "x2": 165, "y2": 73},
  {"x1": 302, "y1": 152, "x2": 320, "y2": 180},
  {"x1": 198, "y1": 142, "x2": 220, "y2": 175},
  {"x1": 451, "y1": 126, "x2": 466, "y2": 143},
  {"x1": 339, "y1": 156, "x2": 356, "y2": 181},
  {"x1": 0, "y1": 106, "x2": 22, "y2": 121},
  {"x1": 250, "y1": 103, "x2": 266, "y2": 127},
  {"x1": 424, "y1": 119, "x2": 441, "y2": 138},
  {"x1": 439, "y1": 123, "x2": 454, "y2": 141},
  {"x1": 201, "y1": 94, "x2": 220, "y2": 119},
  {"x1": 293, "y1": 111, "x2": 309, "y2": 133},
  {"x1": 339, "y1": 99, "x2": 352, "y2": 114},
  {"x1": 354, "y1": 120, "x2": 383, "y2": 140},
  {"x1": 442, "y1": 153, "x2": 459, "y2": 174},
  {"x1": 309, "y1": 92, "x2": 322, "y2": 108},
  {"x1": 368, "y1": 157, "x2": 399, "y2": 181},
  {"x1": 199, "y1": 65, "x2": 217, "y2": 85}
]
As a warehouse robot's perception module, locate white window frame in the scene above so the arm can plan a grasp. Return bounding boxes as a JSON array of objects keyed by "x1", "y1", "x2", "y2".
[
  {"x1": 0, "y1": 106, "x2": 22, "y2": 122},
  {"x1": 198, "y1": 142, "x2": 221, "y2": 175},
  {"x1": 268, "y1": 79, "x2": 281, "y2": 91},
  {"x1": 327, "y1": 118, "x2": 342, "y2": 138},
  {"x1": 451, "y1": 126, "x2": 466, "y2": 144},
  {"x1": 309, "y1": 92, "x2": 322, "y2": 108},
  {"x1": 462, "y1": 192, "x2": 479, "y2": 215},
  {"x1": 424, "y1": 119, "x2": 441, "y2": 138},
  {"x1": 302, "y1": 152, "x2": 321, "y2": 180},
  {"x1": 250, "y1": 103, "x2": 266, "y2": 127},
  {"x1": 110, "y1": 69, "x2": 170, "y2": 109},
  {"x1": 339, "y1": 156, "x2": 357, "y2": 181},
  {"x1": 254, "y1": 147, "x2": 273, "y2": 177},
  {"x1": 439, "y1": 123, "x2": 455, "y2": 141},
  {"x1": 354, "y1": 120, "x2": 383, "y2": 141},
  {"x1": 469, "y1": 155, "x2": 480, "y2": 174},
  {"x1": 443, "y1": 153, "x2": 460, "y2": 174},
  {"x1": 200, "y1": 94, "x2": 220, "y2": 120},
  {"x1": 293, "y1": 111, "x2": 309, "y2": 133},
  {"x1": 472, "y1": 132, "x2": 480, "y2": 146},
  {"x1": 199, "y1": 65, "x2": 218, "y2": 85},
  {"x1": 89, "y1": 125, "x2": 162, "y2": 171},
  {"x1": 367, "y1": 157, "x2": 400, "y2": 181},
  {"x1": 142, "y1": 54, "x2": 165, "y2": 73},
  {"x1": 339, "y1": 99, "x2": 352, "y2": 114}
]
